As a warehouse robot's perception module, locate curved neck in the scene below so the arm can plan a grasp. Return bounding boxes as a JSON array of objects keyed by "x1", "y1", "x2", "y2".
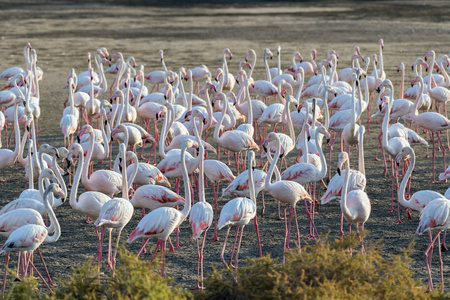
[
  {"x1": 70, "y1": 148, "x2": 84, "y2": 208},
  {"x1": 159, "y1": 106, "x2": 171, "y2": 159},
  {"x1": 382, "y1": 88, "x2": 392, "y2": 150},
  {"x1": 100, "y1": 112, "x2": 109, "y2": 157},
  {"x1": 265, "y1": 135, "x2": 281, "y2": 189},
  {"x1": 398, "y1": 148, "x2": 414, "y2": 208},
  {"x1": 82, "y1": 130, "x2": 95, "y2": 183},
  {"x1": 134, "y1": 74, "x2": 145, "y2": 108},
  {"x1": 52, "y1": 154, "x2": 66, "y2": 200},
  {"x1": 42, "y1": 186, "x2": 60, "y2": 243},
  {"x1": 351, "y1": 80, "x2": 356, "y2": 132},
  {"x1": 188, "y1": 74, "x2": 194, "y2": 111},
  {"x1": 340, "y1": 157, "x2": 352, "y2": 218},
  {"x1": 412, "y1": 78, "x2": 424, "y2": 117},
  {"x1": 323, "y1": 85, "x2": 330, "y2": 130},
  {"x1": 285, "y1": 98, "x2": 295, "y2": 142},
  {"x1": 439, "y1": 61, "x2": 450, "y2": 87},
  {"x1": 179, "y1": 70, "x2": 188, "y2": 107},
  {"x1": 315, "y1": 129, "x2": 327, "y2": 178},
  {"x1": 213, "y1": 95, "x2": 227, "y2": 144}
]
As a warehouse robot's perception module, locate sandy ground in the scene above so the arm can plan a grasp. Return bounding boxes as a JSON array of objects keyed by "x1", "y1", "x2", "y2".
[{"x1": 1, "y1": 1, "x2": 450, "y2": 292}]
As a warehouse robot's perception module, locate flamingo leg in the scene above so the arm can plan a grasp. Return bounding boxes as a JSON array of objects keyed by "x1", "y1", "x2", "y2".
[
  {"x1": 234, "y1": 225, "x2": 245, "y2": 276},
  {"x1": 228, "y1": 226, "x2": 239, "y2": 268},
  {"x1": 36, "y1": 247, "x2": 57, "y2": 287},
  {"x1": 136, "y1": 238, "x2": 150, "y2": 258},
  {"x1": 209, "y1": 182, "x2": 219, "y2": 242},
  {"x1": 220, "y1": 227, "x2": 231, "y2": 268},
  {"x1": 254, "y1": 215, "x2": 262, "y2": 257},
  {"x1": 2, "y1": 252, "x2": 9, "y2": 294},
  {"x1": 425, "y1": 231, "x2": 441, "y2": 291}
]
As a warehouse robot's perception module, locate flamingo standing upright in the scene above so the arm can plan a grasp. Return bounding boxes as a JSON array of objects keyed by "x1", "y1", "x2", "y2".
[
  {"x1": 264, "y1": 132, "x2": 313, "y2": 262},
  {"x1": 218, "y1": 151, "x2": 261, "y2": 271},
  {"x1": 403, "y1": 76, "x2": 450, "y2": 182},
  {"x1": 94, "y1": 143, "x2": 134, "y2": 273},
  {"x1": 416, "y1": 198, "x2": 450, "y2": 291},
  {"x1": 189, "y1": 139, "x2": 213, "y2": 289},
  {"x1": 127, "y1": 139, "x2": 192, "y2": 277},
  {"x1": 337, "y1": 151, "x2": 371, "y2": 254},
  {"x1": 0, "y1": 183, "x2": 64, "y2": 293}
]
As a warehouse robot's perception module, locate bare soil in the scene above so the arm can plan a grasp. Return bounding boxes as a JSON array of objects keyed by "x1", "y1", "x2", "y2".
[{"x1": 1, "y1": 0, "x2": 450, "y2": 292}]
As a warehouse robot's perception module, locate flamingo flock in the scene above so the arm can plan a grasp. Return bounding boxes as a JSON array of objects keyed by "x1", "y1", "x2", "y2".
[{"x1": 0, "y1": 41, "x2": 450, "y2": 293}]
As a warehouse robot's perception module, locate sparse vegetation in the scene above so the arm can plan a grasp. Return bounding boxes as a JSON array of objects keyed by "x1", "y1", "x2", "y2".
[{"x1": 1, "y1": 235, "x2": 448, "y2": 299}]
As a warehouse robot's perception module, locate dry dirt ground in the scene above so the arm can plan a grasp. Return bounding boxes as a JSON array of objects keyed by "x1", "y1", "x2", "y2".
[{"x1": 1, "y1": 0, "x2": 450, "y2": 293}]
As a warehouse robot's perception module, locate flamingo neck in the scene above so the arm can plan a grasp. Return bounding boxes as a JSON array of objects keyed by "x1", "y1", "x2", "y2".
[
  {"x1": 70, "y1": 147, "x2": 84, "y2": 208},
  {"x1": 265, "y1": 134, "x2": 281, "y2": 190},
  {"x1": 398, "y1": 148, "x2": 414, "y2": 209},
  {"x1": 42, "y1": 186, "x2": 61, "y2": 244},
  {"x1": 340, "y1": 157, "x2": 352, "y2": 219}
]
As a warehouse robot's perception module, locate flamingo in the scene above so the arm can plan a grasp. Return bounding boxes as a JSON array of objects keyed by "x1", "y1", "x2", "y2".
[
  {"x1": 416, "y1": 198, "x2": 450, "y2": 291},
  {"x1": 337, "y1": 151, "x2": 371, "y2": 254},
  {"x1": 0, "y1": 98, "x2": 22, "y2": 181},
  {"x1": 203, "y1": 158, "x2": 235, "y2": 242},
  {"x1": 218, "y1": 151, "x2": 261, "y2": 272},
  {"x1": 378, "y1": 81, "x2": 410, "y2": 221},
  {"x1": 60, "y1": 78, "x2": 78, "y2": 148},
  {"x1": 67, "y1": 142, "x2": 111, "y2": 268},
  {"x1": 280, "y1": 125, "x2": 330, "y2": 239},
  {"x1": 214, "y1": 92, "x2": 259, "y2": 174},
  {"x1": 0, "y1": 183, "x2": 64, "y2": 293},
  {"x1": 264, "y1": 132, "x2": 313, "y2": 262},
  {"x1": 245, "y1": 49, "x2": 278, "y2": 101},
  {"x1": 403, "y1": 76, "x2": 450, "y2": 182},
  {"x1": 80, "y1": 125, "x2": 122, "y2": 197},
  {"x1": 0, "y1": 43, "x2": 31, "y2": 80},
  {"x1": 285, "y1": 49, "x2": 317, "y2": 76},
  {"x1": 127, "y1": 139, "x2": 192, "y2": 277},
  {"x1": 189, "y1": 138, "x2": 213, "y2": 289},
  {"x1": 94, "y1": 143, "x2": 134, "y2": 273},
  {"x1": 371, "y1": 39, "x2": 385, "y2": 80}
]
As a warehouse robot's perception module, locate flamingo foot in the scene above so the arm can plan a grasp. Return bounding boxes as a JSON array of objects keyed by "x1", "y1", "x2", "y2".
[
  {"x1": 393, "y1": 219, "x2": 403, "y2": 225},
  {"x1": 208, "y1": 236, "x2": 219, "y2": 242},
  {"x1": 442, "y1": 243, "x2": 449, "y2": 251},
  {"x1": 305, "y1": 234, "x2": 316, "y2": 240},
  {"x1": 190, "y1": 284, "x2": 204, "y2": 290},
  {"x1": 373, "y1": 157, "x2": 380, "y2": 161},
  {"x1": 387, "y1": 208, "x2": 397, "y2": 213},
  {"x1": 48, "y1": 280, "x2": 58, "y2": 287},
  {"x1": 0, "y1": 177, "x2": 5, "y2": 182}
]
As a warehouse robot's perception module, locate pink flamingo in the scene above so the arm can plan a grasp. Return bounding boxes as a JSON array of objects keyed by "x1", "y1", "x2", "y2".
[
  {"x1": 337, "y1": 151, "x2": 371, "y2": 254},
  {"x1": 80, "y1": 125, "x2": 122, "y2": 197},
  {"x1": 127, "y1": 140, "x2": 192, "y2": 277},
  {"x1": 264, "y1": 132, "x2": 314, "y2": 262},
  {"x1": 322, "y1": 126, "x2": 366, "y2": 237},
  {"x1": 67, "y1": 142, "x2": 112, "y2": 269},
  {"x1": 0, "y1": 183, "x2": 64, "y2": 294},
  {"x1": 0, "y1": 98, "x2": 22, "y2": 181},
  {"x1": 218, "y1": 151, "x2": 261, "y2": 271},
  {"x1": 60, "y1": 78, "x2": 78, "y2": 148},
  {"x1": 189, "y1": 139, "x2": 213, "y2": 289},
  {"x1": 416, "y1": 198, "x2": 450, "y2": 291},
  {"x1": 214, "y1": 92, "x2": 259, "y2": 174},
  {"x1": 203, "y1": 158, "x2": 235, "y2": 242},
  {"x1": 403, "y1": 76, "x2": 450, "y2": 182},
  {"x1": 94, "y1": 143, "x2": 134, "y2": 273},
  {"x1": 245, "y1": 49, "x2": 278, "y2": 102}
]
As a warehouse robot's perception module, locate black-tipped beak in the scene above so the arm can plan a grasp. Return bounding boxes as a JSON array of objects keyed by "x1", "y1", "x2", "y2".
[
  {"x1": 77, "y1": 135, "x2": 80, "y2": 143},
  {"x1": 376, "y1": 88, "x2": 380, "y2": 93},
  {"x1": 307, "y1": 136, "x2": 311, "y2": 142},
  {"x1": 26, "y1": 126, "x2": 30, "y2": 132},
  {"x1": 326, "y1": 138, "x2": 330, "y2": 144},
  {"x1": 379, "y1": 105, "x2": 382, "y2": 111},
  {"x1": 66, "y1": 158, "x2": 71, "y2": 168},
  {"x1": 337, "y1": 168, "x2": 341, "y2": 176},
  {"x1": 156, "y1": 113, "x2": 159, "y2": 121},
  {"x1": 202, "y1": 118, "x2": 206, "y2": 125},
  {"x1": 411, "y1": 66, "x2": 414, "y2": 71}
]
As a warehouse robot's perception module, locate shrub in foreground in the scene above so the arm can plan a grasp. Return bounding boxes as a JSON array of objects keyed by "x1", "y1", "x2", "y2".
[
  {"x1": 194, "y1": 235, "x2": 445, "y2": 299},
  {"x1": 2, "y1": 247, "x2": 190, "y2": 300}
]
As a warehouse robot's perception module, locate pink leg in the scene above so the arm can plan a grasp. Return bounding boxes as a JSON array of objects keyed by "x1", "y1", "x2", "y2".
[
  {"x1": 209, "y1": 182, "x2": 219, "y2": 242},
  {"x1": 228, "y1": 226, "x2": 239, "y2": 268},
  {"x1": 220, "y1": 227, "x2": 231, "y2": 267},
  {"x1": 2, "y1": 252, "x2": 9, "y2": 294},
  {"x1": 254, "y1": 215, "x2": 262, "y2": 257},
  {"x1": 36, "y1": 247, "x2": 58, "y2": 287}
]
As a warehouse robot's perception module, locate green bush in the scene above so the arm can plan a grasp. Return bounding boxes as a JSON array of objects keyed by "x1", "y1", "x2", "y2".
[
  {"x1": 194, "y1": 235, "x2": 445, "y2": 300},
  {"x1": 2, "y1": 247, "x2": 190, "y2": 300}
]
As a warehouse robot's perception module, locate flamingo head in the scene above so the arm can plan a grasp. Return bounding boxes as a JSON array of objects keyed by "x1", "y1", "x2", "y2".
[
  {"x1": 159, "y1": 49, "x2": 164, "y2": 61},
  {"x1": 379, "y1": 39, "x2": 384, "y2": 49},
  {"x1": 336, "y1": 152, "x2": 349, "y2": 176},
  {"x1": 224, "y1": 48, "x2": 232, "y2": 60},
  {"x1": 214, "y1": 68, "x2": 223, "y2": 82},
  {"x1": 264, "y1": 48, "x2": 273, "y2": 60},
  {"x1": 354, "y1": 46, "x2": 361, "y2": 56},
  {"x1": 424, "y1": 50, "x2": 435, "y2": 62}
]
